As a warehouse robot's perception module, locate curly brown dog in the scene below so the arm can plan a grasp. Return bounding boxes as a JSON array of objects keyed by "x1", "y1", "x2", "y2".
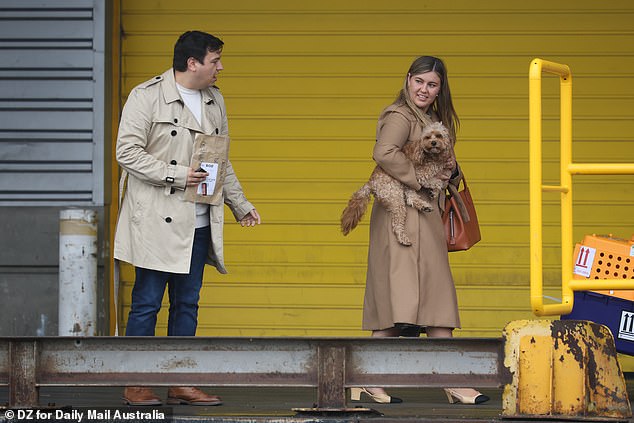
[{"x1": 340, "y1": 122, "x2": 455, "y2": 246}]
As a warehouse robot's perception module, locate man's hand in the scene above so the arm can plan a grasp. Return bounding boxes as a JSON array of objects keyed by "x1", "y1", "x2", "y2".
[
  {"x1": 240, "y1": 209, "x2": 261, "y2": 227},
  {"x1": 187, "y1": 167, "x2": 208, "y2": 186}
]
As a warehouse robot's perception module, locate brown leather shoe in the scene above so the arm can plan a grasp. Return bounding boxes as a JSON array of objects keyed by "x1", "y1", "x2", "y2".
[
  {"x1": 167, "y1": 386, "x2": 222, "y2": 406},
  {"x1": 122, "y1": 386, "x2": 162, "y2": 406}
]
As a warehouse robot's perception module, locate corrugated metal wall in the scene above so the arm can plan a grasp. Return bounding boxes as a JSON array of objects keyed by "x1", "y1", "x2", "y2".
[
  {"x1": 0, "y1": 0, "x2": 108, "y2": 336},
  {"x1": 0, "y1": 0, "x2": 105, "y2": 206},
  {"x1": 117, "y1": 0, "x2": 634, "y2": 337}
]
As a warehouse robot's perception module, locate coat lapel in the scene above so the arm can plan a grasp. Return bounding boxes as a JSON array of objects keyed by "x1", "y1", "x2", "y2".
[{"x1": 161, "y1": 69, "x2": 204, "y2": 133}]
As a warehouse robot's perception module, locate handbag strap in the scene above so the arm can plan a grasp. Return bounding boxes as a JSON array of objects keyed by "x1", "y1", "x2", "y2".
[{"x1": 447, "y1": 178, "x2": 471, "y2": 223}]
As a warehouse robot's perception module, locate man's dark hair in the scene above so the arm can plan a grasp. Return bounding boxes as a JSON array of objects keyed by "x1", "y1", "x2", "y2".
[{"x1": 173, "y1": 31, "x2": 224, "y2": 71}]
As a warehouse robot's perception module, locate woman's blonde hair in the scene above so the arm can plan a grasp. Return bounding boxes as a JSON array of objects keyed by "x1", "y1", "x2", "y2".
[{"x1": 395, "y1": 56, "x2": 460, "y2": 142}]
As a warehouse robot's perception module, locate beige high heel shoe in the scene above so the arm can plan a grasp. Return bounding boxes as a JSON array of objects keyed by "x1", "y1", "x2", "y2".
[
  {"x1": 350, "y1": 387, "x2": 403, "y2": 404},
  {"x1": 444, "y1": 388, "x2": 490, "y2": 404}
]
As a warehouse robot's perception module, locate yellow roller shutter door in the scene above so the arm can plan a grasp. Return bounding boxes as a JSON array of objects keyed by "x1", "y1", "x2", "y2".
[{"x1": 118, "y1": 0, "x2": 634, "y2": 337}]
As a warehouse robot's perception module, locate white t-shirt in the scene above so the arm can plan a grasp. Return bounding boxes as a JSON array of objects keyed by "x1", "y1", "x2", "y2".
[{"x1": 176, "y1": 83, "x2": 210, "y2": 228}]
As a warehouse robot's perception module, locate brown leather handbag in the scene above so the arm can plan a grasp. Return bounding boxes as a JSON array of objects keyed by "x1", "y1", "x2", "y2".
[{"x1": 443, "y1": 177, "x2": 481, "y2": 251}]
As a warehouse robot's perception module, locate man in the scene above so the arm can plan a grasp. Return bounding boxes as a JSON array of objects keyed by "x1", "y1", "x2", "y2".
[{"x1": 114, "y1": 31, "x2": 261, "y2": 406}]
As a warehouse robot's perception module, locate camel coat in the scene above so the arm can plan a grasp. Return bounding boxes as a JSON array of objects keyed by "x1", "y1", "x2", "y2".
[{"x1": 362, "y1": 104, "x2": 461, "y2": 331}]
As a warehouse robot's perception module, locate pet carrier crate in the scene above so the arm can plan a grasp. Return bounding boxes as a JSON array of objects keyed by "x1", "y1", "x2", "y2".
[{"x1": 563, "y1": 234, "x2": 634, "y2": 355}]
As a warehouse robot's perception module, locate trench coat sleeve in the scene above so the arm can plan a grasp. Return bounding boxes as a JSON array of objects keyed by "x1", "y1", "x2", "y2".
[
  {"x1": 223, "y1": 160, "x2": 255, "y2": 221},
  {"x1": 213, "y1": 93, "x2": 254, "y2": 221},
  {"x1": 372, "y1": 111, "x2": 422, "y2": 191},
  {"x1": 116, "y1": 89, "x2": 189, "y2": 189}
]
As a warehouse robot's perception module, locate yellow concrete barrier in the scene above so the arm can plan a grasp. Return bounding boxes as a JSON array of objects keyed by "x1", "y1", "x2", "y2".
[{"x1": 503, "y1": 319, "x2": 631, "y2": 420}]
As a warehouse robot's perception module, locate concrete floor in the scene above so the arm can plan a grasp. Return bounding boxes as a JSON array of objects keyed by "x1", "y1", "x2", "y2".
[{"x1": 1, "y1": 384, "x2": 633, "y2": 423}]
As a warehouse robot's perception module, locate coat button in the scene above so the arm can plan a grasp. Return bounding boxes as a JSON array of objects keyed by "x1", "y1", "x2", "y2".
[
  {"x1": 165, "y1": 217, "x2": 172, "y2": 223},
  {"x1": 170, "y1": 187, "x2": 176, "y2": 194},
  {"x1": 215, "y1": 128, "x2": 219, "y2": 134},
  {"x1": 171, "y1": 130, "x2": 177, "y2": 136},
  {"x1": 173, "y1": 118, "x2": 178, "y2": 123},
  {"x1": 170, "y1": 160, "x2": 177, "y2": 165}
]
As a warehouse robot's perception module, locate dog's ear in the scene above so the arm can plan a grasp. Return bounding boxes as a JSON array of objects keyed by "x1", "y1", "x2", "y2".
[
  {"x1": 401, "y1": 140, "x2": 415, "y2": 156},
  {"x1": 405, "y1": 138, "x2": 426, "y2": 161},
  {"x1": 414, "y1": 140, "x2": 426, "y2": 158}
]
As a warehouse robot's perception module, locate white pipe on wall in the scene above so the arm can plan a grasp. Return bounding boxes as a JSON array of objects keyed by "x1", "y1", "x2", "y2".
[{"x1": 58, "y1": 209, "x2": 97, "y2": 336}]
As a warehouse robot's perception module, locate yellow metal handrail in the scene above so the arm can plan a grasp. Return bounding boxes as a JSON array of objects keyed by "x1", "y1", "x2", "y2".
[{"x1": 529, "y1": 58, "x2": 634, "y2": 316}]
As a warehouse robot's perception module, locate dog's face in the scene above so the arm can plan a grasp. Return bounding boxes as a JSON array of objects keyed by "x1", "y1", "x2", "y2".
[{"x1": 421, "y1": 122, "x2": 451, "y2": 155}]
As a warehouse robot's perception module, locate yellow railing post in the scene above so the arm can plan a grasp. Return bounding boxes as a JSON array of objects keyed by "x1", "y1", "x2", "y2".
[
  {"x1": 529, "y1": 58, "x2": 634, "y2": 317},
  {"x1": 529, "y1": 58, "x2": 574, "y2": 316},
  {"x1": 559, "y1": 61, "x2": 574, "y2": 317}
]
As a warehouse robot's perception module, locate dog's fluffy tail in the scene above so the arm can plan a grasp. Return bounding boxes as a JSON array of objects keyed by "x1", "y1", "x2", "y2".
[{"x1": 341, "y1": 184, "x2": 372, "y2": 235}]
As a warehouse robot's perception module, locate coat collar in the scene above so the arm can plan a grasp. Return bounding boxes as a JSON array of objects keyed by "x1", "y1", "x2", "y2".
[
  {"x1": 160, "y1": 68, "x2": 219, "y2": 133},
  {"x1": 161, "y1": 68, "x2": 181, "y2": 104},
  {"x1": 382, "y1": 103, "x2": 439, "y2": 124},
  {"x1": 161, "y1": 68, "x2": 216, "y2": 106}
]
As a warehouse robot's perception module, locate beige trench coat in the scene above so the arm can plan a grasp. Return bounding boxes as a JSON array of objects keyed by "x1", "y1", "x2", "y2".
[
  {"x1": 114, "y1": 69, "x2": 254, "y2": 275},
  {"x1": 362, "y1": 104, "x2": 462, "y2": 331}
]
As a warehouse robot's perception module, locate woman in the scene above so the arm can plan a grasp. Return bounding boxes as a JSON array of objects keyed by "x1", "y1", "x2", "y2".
[{"x1": 350, "y1": 56, "x2": 489, "y2": 405}]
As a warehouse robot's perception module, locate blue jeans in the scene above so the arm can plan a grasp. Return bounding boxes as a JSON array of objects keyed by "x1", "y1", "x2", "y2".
[{"x1": 125, "y1": 226, "x2": 211, "y2": 336}]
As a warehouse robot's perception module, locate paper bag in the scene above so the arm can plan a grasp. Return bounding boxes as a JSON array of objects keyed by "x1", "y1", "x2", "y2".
[{"x1": 184, "y1": 134, "x2": 230, "y2": 205}]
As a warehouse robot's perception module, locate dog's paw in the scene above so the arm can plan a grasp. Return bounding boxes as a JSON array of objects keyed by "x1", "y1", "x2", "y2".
[
  {"x1": 398, "y1": 238, "x2": 412, "y2": 246},
  {"x1": 395, "y1": 232, "x2": 412, "y2": 246},
  {"x1": 411, "y1": 197, "x2": 434, "y2": 212},
  {"x1": 408, "y1": 199, "x2": 426, "y2": 211}
]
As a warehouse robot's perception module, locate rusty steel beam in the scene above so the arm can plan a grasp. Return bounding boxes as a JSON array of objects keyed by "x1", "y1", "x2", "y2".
[
  {"x1": 0, "y1": 339, "x2": 7, "y2": 386},
  {"x1": 0, "y1": 336, "x2": 506, "y2": 408},
  {"x1": 346, "y1": 337, "x2": 504, "y2": 388},
  {"x1": 9, "y1": 340, "x2": 39, "y2": 407},
  {"x1": 317, "y1": 343, "x2": 346, "y2": 408}
]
